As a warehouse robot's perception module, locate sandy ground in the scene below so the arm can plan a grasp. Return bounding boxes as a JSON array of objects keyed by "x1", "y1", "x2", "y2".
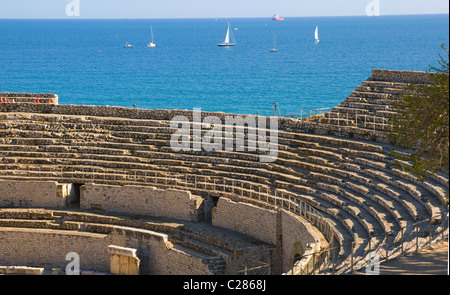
[{"x1": 378, "y1": 241, "x2": 449, "y2": 275}]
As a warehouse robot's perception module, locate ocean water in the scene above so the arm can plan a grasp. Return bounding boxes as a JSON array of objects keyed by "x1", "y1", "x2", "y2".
[{"x1": 0, "y1": 15, "x2": 448, "y2": 117}]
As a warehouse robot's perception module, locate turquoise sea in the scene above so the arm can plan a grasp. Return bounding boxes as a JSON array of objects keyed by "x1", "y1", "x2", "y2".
[{"x1": 0, "y1": 15, "x2": 448, "y2": 116}]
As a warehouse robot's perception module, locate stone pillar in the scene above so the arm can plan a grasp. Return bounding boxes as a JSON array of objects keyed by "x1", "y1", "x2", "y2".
[{"x1": 108, "y1": 245, "x2": 141, "y2": 275}]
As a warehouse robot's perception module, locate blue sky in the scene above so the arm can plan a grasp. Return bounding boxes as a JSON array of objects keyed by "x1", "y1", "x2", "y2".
[{"x1": 0, "y1": 0, "x2": 448, "y2": 19}]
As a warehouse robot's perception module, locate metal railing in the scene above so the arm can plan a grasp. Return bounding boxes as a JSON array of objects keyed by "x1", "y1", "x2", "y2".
[
  {"x1": 291, "y1": 213, "x2": 449, "y2": 275},
  {"x1": 317, "y1": 112, "x2": 394, "y2": 131},
  {"x1": 237, "y1": 249, "x2": 272, "y2": 275},
  {"x1": 297, "y1": 108, "x2": 333, "y2": 120}
]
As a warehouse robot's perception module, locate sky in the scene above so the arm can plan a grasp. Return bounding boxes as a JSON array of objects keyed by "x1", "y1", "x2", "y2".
[{"x1": 0, "y1": 0, "x2": 448, "y2": 19}]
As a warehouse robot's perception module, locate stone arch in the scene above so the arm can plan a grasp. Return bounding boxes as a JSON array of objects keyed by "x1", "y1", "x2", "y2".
[{"x1": 291, "y1": 242, "x2": 305, "y2": 265}]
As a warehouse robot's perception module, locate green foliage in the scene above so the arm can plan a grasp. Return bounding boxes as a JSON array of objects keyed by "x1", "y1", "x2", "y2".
[{"x1": 389, "y1": 44, "x2": 449, "y2": 178}]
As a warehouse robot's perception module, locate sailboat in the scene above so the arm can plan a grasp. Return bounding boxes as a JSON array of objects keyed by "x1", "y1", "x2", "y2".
[
  {"x1": 124, "y1": 42, "x2": 133, "y2": 48},
  {"x1": 315, "y1": 26, "x2": 320, "y2": 44},
  {"x1": 269, "y1": 36, "x2": 277, "y2": 52},
  {"x1": 147, "y1": 26, "x2": 156, "y2": 48},
  {"x1": 218, "y1": 22, "x2": 236, "y2": 46}
]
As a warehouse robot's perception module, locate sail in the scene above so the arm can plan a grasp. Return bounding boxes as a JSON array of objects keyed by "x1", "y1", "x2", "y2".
[
  {"x1": 151, "y1": 26, "x2": 154, "y2": 42},
  {"x1": 229, "y1": 23, "x2": 236, "y2": 44},
  {"x1": 269, "y1": 35, "x2": 277, "y2": 52},
  {"x1": 147, "y1": 25, "x2": 156, "y2": 47},
  {"x1": 218, "y1": 22, "x2": 236, "y2": 46},
  {"x1": 224, "y1": 26, "x2": 230, "y2": 44},
  {"x1": 315, "y1": 26, "x2": 319, "y2": 42}
]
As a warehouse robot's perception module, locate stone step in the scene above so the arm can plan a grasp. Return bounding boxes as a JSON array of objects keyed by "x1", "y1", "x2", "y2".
[{"x1": 360, "y1": 80, "x2": 410, "y2": 89}]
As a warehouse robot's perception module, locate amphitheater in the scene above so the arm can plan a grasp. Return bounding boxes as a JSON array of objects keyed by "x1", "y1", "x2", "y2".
[{"x1": 0, "y1": 69, "x2": 448, "y2": 275}]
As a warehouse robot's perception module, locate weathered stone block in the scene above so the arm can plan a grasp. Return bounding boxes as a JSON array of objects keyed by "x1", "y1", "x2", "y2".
[{"x1": 108, "y1": 245, "x2": 140, "y2": 275}]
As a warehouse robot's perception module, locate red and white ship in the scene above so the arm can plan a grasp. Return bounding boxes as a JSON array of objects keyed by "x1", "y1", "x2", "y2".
[{"x1": 272, "y1": 14, "x2": 285, "y2": 21}]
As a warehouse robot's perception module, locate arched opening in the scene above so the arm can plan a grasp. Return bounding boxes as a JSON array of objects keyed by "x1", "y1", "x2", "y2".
[
  {"x1": 293, "y1": 253, "x2": 303, "y2": 264},
  {"x1": 291, "y1": 242, "x2": 305, "y2": 265}
]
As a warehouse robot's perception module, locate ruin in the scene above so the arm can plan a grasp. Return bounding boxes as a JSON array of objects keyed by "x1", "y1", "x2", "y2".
[{"x1": 0, "y1": 69, "x2": 448, "y2": 275}]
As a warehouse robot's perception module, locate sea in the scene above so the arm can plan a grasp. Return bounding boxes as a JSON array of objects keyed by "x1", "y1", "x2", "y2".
[{"x1": 0, "y1": 14, "x2": 448, "y2": 117}]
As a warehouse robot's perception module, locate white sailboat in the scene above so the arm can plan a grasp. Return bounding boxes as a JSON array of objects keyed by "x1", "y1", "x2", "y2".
[
  {"x1": 269, "y1": 36, "x2": 277, "y2": 52},
  {"x1": 218, "y1": 22, "x2": 236, "y2": 46},
  {"x1": 124, "y1": 42, "x2": 133, "y2": 48},
  {"x1": 147, "y1": 26, "x2": 156, "y2": 48},
  {"x1": 315, "y1": 26, "x2": 320, "y2": 44}
]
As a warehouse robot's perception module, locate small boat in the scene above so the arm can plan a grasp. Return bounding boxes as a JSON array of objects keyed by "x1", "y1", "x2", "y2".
[
  {"x1": 218, "y1": 22, "x2": 236, "y2": 46},
  {"x1": 147, "y1": 26, "x2": 156, "y2": 48},
  {"x1": 124, "y1": 42, "x2": 133, "y2": 48},
  {"x1": 269, "y1": 36, "x2": 278, "y2": 52},
  {"x1": 272, "y1": 14, "x2": 284, "y2": 21},
  {"x1": 315, "y1": 26, "x2": 320, "y2": 44}
]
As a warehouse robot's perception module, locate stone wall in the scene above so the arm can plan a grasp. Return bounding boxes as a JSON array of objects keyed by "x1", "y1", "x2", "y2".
[
  {"x1": 0, "y1": 180, "x2": 70, "y2": 208},
  {"x1": 0, "y1": 103, "x2": 270, "y2": 123},
  {"x1": 80, "y1": 183, "x2": 204, "y2": 222},
  {"x1": 280, "y1": 209, "x2": 323, "y2": 273},
  {"x1": 371, "y1": 69, "x2": 434, "y2": 84},
  {"x1": 0, "y1": 226, "x2": 213, "y2": 275},
  {"x1": 0, "y1": 180, "x2": 204, "y2": 222},
  {"x1": 212, "y1": 198, "x2": 326, "y2": 274},
  {"x1": 212, "y1": 197, "x2": 278, "y2": 245},
  {"x1": 0, "y1": 227, "x2": 110, "y2": 272},
  {"x1": 0, "y1": 93, "x2": 58, "y2": 104}
]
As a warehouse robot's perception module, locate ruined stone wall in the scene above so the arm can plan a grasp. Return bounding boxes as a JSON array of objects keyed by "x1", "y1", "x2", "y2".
[
  {"x1": 212, "y1": 198, "x2": 278, "y2": 245},
  {"x1": 0, "y1": 180, "x2": 204, "y2": 222},
  {"x1": 0, "y1": 93, "x2": 58, "y2": 104},
  {"x1": 80, "y1": 183, "x2": 204, "y2": 222},
  {"x1": 0, "y1": 227, "x2": 110, "y2": 272},
  {"x1": 0, "y1": 102, "x2": 269, "y2": 123},
  {"x1": 212, "y1": 198, "x2": 326, "y2": 274},
  {"x1": 108, "y1": 226, "x2": 213, "y2": 275},
  {"x1": 280, "y1": 209, "x2": 323, "y2": 273},
  {"x1": 0, "y1": 180, "x2": 69, "y2": 208},
  {"x1": 0, "y1": 226, "x2": 213, "y2": 275}
]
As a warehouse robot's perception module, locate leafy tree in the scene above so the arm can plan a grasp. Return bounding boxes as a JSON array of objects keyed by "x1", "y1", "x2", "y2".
[{"x1": 389, "y1": 44, "x2": 449, "y2": 181}]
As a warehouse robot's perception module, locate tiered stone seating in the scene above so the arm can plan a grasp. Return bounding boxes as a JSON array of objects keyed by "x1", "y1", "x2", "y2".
[
  {"x1": 0, "y1": 103, "x2": 447, "y2": 274},
  {"x1": 316, "y1": 69, "x2": 435, "y2": 133}
]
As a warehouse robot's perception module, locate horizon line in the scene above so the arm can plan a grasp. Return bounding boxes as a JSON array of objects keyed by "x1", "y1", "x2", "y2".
[{"x1": 0, "y1": 12, "x2": 448, "y2": 20}]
